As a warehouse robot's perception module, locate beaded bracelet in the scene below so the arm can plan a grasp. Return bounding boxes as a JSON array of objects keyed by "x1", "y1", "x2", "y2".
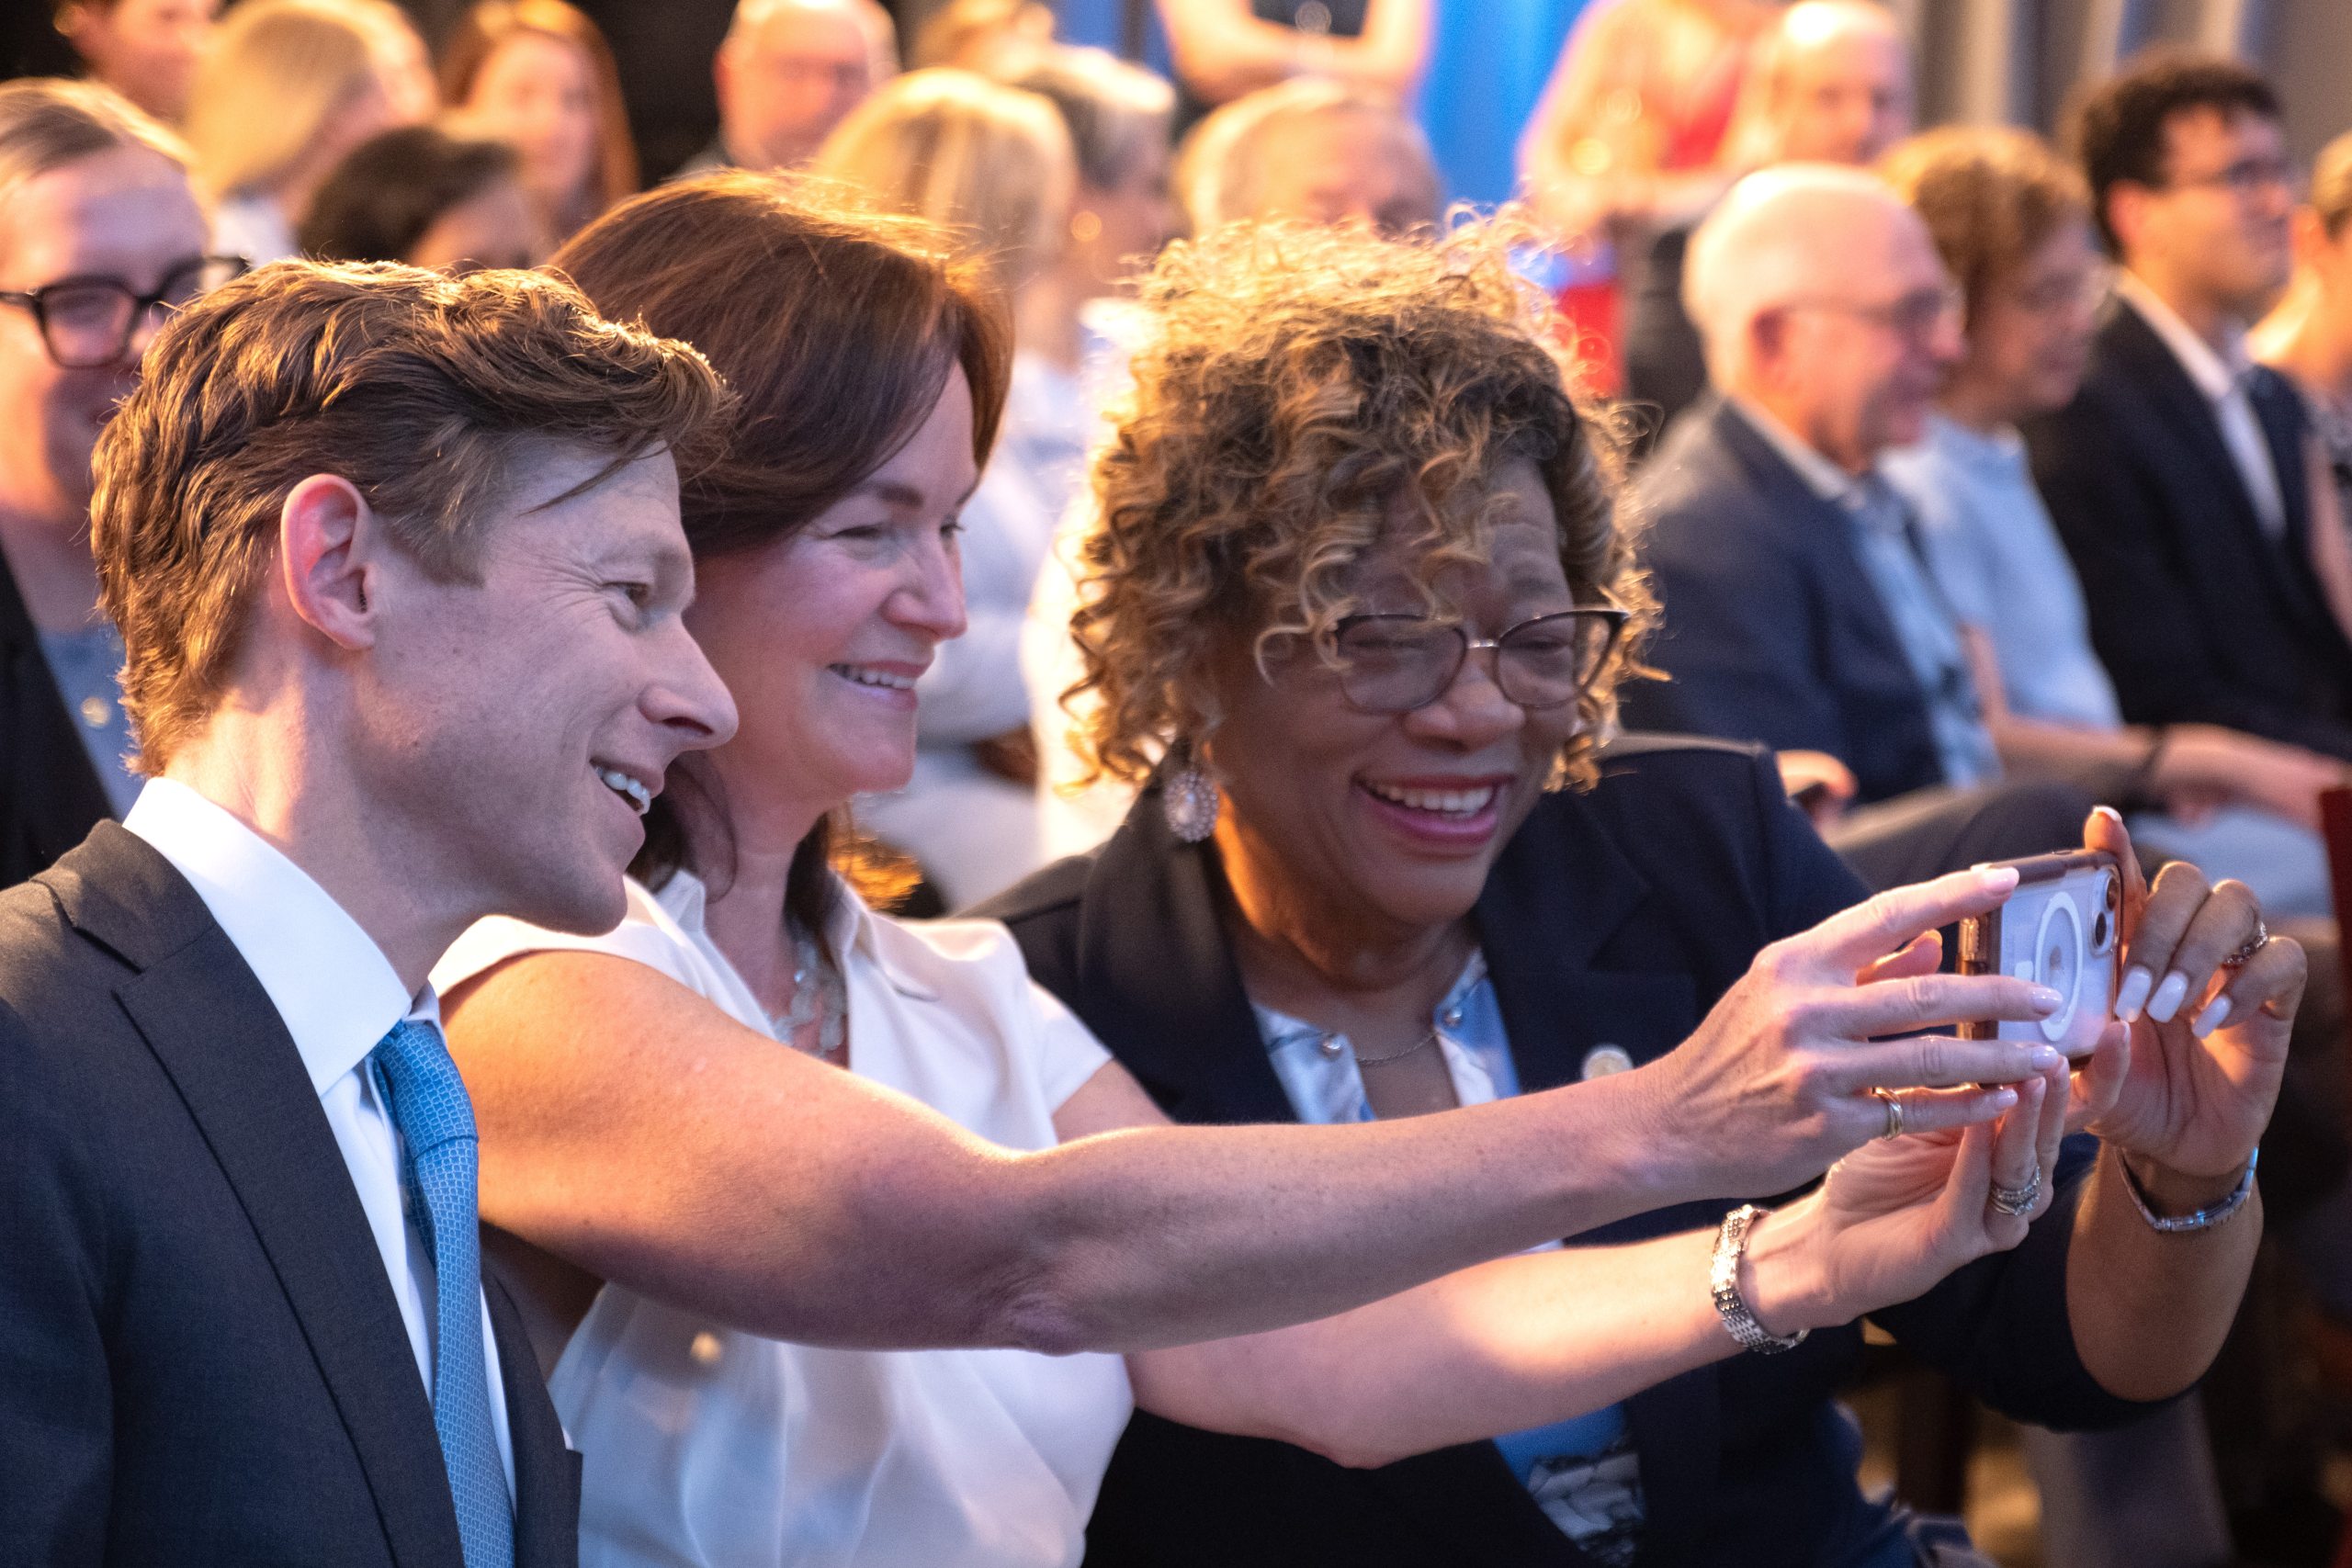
[{"x1": 2117, "y1": 1146, "x2": 2258, "y2": 1234}]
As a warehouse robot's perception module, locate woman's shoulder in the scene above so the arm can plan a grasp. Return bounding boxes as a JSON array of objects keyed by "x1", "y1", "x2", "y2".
[{"x1": 429, "y1": 875, "x2": 717, "y2": 999}]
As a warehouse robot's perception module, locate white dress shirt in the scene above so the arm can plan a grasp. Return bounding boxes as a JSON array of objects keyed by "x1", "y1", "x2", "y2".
[
  {"x1": 123, "y1": 776, "x2": 515, "y2": 1498},
  {"x1": 435, "y1": 871, "x2": 1126, "y2": 1568},
  {"x1": 2114, "y1": 269, "x2": 2287, "y2": 537}
]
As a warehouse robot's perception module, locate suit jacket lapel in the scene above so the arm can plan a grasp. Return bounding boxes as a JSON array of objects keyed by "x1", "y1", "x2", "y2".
[
  {"x1": 46, "y1": 826, "x2": 468, "y2": 1568},
  {"x1": 491, "y1": 1276, "x2": 580, "y2": 1568}
]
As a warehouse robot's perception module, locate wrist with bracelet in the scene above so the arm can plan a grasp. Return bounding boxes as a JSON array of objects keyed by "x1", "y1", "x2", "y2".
[
  {"x1": 2115, "y1": 1146, "x2": 2258, "y2": 1233},
  {"x1": 1710, "y1": 1203, "x2": 1808, "y2": 1354}
]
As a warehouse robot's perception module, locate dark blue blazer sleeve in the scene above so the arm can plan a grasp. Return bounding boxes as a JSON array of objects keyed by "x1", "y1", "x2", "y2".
[{"x1": 0, "y1": 998, "x2": 111, "y2": 1565}]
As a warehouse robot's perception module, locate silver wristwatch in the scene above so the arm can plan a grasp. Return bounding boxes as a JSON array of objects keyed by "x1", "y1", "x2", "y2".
[{"x1": 1710, "y1": 1203, "x2": 1807, "y2": 1354}]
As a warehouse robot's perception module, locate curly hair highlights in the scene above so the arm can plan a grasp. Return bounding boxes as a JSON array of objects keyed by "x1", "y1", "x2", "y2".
[
  {"x1": 1882, "y1": 126, "x2": 2089, "y2": 323},
  {"x1": 91, "y1": 258, "x2": 729, "y2": 773},
  {"x1": 1072, "y1": 212, "x2": 1650, "y2": 794}
]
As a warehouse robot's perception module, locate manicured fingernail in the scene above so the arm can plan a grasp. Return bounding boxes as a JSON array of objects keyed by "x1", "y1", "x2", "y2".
[
  {"x1": 2030, "y1": 985, "x2": 2064, "y2": 1013},
  {"x1": 2093, "y1": 805, "x2": 2125, "y2": 826},
  {"x1": 1993, "y1": 1088, "x2": 2018, "y2": 1109},
  {"x1": 2030, "y1": 1046, "x2": 2064, "y2": 1071},
  {"x1": 2148, "y1": 970, "x2": 2190, "y2": 1023},
  {"x1": 2116, "y1": 966, "x2": 2153, "y2": 1021},
  {"x1": 1978, "y1": 865, "x2": 2019, "y2": 894},
  {"x1": 2191, "y1": 996, "x2": 2232, "y2": 1037}
]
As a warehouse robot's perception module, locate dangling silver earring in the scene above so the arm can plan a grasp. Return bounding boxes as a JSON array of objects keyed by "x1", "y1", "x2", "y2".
[{"x1": 1163, "y1": 746, "x2": 1218, "y2": 842}]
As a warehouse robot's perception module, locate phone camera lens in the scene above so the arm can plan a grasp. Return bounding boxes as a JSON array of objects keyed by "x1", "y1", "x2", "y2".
[{"x1": 2092, "y1": 907, "x2": 2112, "y2": 953}]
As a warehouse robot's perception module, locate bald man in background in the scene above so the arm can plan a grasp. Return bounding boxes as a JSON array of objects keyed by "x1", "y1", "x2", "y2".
[
  {"x1": 1622, "y1": 0, "x2": 1915, "y2": 440},
  {"x1": 673, "y1": 0, "x2": 895, "y2": 177},
  {"x1": 1618, "y1": 164, "x2": 2095, "y2": 886}
]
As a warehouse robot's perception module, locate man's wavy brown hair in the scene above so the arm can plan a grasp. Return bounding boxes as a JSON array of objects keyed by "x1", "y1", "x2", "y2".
[
  {"x1": 92, "y1": 259, "x2": 729, "y2": 772},
  {"x1": 1070, "y1": 213, "x2": 1652, "y2": 792}
]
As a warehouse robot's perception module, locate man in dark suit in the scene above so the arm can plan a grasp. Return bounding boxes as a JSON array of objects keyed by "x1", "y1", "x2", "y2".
[
  {"x1": 0, "y1": 243, "x2": 742, "y2": 1560},
  {"x1": 1622, "y1": 164, "x2": 2092, "y2": 887},
  {"x1": 0, "y1": 81, "x2": 209, "y2": 886},
  {"x1": 2024, "y1": 53, "x2": 2352, "y2": 760},
  {"x1": 1621, "y1": 0, "x2": 1916, "y2": 447}
]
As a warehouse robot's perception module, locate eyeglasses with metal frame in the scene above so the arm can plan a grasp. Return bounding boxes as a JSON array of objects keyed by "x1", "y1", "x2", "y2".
[
  {"x1": 1326, "y1": 600, "x2": 1631, "y2": 715},
  {"x1": 0, "y1": 254, "x2": 248, "y2": 369}
]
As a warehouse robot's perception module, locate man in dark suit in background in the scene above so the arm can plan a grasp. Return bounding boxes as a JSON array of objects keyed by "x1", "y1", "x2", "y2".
[
  {"x1": 0, "y1": 81, "x2": 211, "y2": 886},
  {"x1": 1621, "y1": 164, "x2": 2090, "y2": 888},
  {"x1": 1620, "y1": 0, "x2": 1915, "y2": 446},
  {"x1": 2024, "y1": 52, "x2": 2352, "y2": 761},
  {"x1": 0, "y1": 248, "x2": 740, "y2": 1561}
]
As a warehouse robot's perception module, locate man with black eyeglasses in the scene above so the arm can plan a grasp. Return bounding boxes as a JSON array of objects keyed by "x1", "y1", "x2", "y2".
[
  {"x1": 2026, "y1": 51, "x2": 2352, "y2": 764},
  {"x1": 0, "y1": 78, "x2": 236, "y2": 886}
]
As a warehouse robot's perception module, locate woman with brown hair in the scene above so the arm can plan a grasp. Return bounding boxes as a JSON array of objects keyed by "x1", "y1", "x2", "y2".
[
  {"x1": 429, "y1": 175, "x2": 2098, "y2": 1566},
  {"x1": 439, "y1": 0, "x2": 637, "y2": 245}
]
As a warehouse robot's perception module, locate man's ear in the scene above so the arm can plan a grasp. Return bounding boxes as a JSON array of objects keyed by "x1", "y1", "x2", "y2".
[
  {"x1": 2106, "y1": 183, "x2": 2153, "y2": 264},
  {"x1": 277, "y1": 474, "x2": 382, "y2": 650}
]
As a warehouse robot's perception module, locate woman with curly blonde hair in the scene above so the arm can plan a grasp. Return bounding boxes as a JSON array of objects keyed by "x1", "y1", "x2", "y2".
[
  {"x1": 428, "y1": 179, "x2": 2109, "y2": 1566},
  {"x1": 986, "y1": 215, "x2": 2295, "y2": 1567}
]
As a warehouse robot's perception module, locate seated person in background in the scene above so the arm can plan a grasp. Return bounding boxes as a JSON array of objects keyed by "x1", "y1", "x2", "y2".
[
  {"x1": 182, "y1": 0, "x2": 426, "y2": 265},
  {"x1": 1152, "y1": 0, "x2": 1430, "y2": 135},
  {"x1": 673, "y1": 0, "x2": 897, "y2": 177},
  {"x1": 438, "y1": 0, "x2": 639, "y2": 247},
  {"x1": 300, "y1": 123, "x2": 544, "y2": 270},
  {"x1": 52, "y1": 0, "x2": 217, "y2": 123},
  {"x1": 2252, "y1": 129, "x2": 2352, "y2": 645},
  {"x1": 812, "y1": 67, "x2": 1079, "y2": 906},
  {"x1": 0, "y1": 80, "x2": 223, "y2": 886},
  {"x1": 1882, "y1": 126, "x2": 2344, "y2": 919},
  {"x1": 1026, "y1": 76, "x2": 1444, "y2": 864},
  {"x1": 2025, "y1": 53, "x2": 2352, "y2": 761},
  {"x1": 911, "y1": 0, "x2": 1055, "y2": 75},
  {"x1": 435, "y1": 175, "x2": 2093, "y2": 1568},
  {"x1": 983, "y1": 214, "x2": 2291, "y2": 1568},
  {"x1": 1621, "y1": 165, "x2": 2093, "y2": 889},
  {"x1": 1622, "y1": 0, "x2": 1915, "y2": 443}
]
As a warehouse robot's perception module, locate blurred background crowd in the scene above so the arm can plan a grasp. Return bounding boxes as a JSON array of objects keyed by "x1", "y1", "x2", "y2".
[{"x1": 12, "y1": 0, "x2": 2352, "y2": 1563}]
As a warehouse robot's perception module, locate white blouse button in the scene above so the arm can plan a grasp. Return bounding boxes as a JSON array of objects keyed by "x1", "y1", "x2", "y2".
[{"x1": 1581, "y1": 1044, "x2": 1635, "y2": 1079}]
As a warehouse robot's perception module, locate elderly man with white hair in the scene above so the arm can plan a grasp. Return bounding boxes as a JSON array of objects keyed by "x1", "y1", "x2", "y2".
[
  {"x1": 673, "y1": 0, "x2": 896, "y2": 177},
  {"x1": 1621, "y1": 164, "x2": 2103, "y2": 887},
  {"x1": 1623, "y1": 0, "x2": 1916, "y2": 436}
]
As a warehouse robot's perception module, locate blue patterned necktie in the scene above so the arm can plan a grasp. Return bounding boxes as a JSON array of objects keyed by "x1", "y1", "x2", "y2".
[{"x1": 369, "y1": 1019, "x2": 515, "y2": 1568}]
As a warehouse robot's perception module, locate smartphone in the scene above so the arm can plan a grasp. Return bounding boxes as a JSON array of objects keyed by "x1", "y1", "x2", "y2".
[{"x1": 1956, "y1": 849, "x2": 2122, "y2": 1060}]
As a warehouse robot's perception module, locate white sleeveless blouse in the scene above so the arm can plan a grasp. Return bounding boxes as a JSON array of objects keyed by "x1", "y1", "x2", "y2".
[{"x1": 434, "y1": 872, "x2": 1130, "y2": 1568}]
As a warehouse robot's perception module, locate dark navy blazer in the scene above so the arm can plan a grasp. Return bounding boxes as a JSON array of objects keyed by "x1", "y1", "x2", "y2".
[
  {"x1": 0, "y1": 823, "x2": 580, "y2": 1567},
  {"x1": 1619, "y1": 398, "x2": 1947, "y2": 806},
  {"x1": 980, "y1": 735, "x2": 2154, "y2": 1568},
  {"x1": 2022, "y1": 299, "x2": 2352, "y2": 760},
  {"x1": 0, "y1": 543, "x2": 109, "y2": 889}
]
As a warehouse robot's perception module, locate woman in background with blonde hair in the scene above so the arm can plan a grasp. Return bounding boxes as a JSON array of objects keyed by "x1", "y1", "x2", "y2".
[
  {"x1": 812, "y1": 66, "x2": 1080, "y2": 903},
  {"x1": 440, "y1": 0, "x2": 638, "y2": 245},
  {"x1": 182, "y1": 0, "x2": 426, "y2": 262}
]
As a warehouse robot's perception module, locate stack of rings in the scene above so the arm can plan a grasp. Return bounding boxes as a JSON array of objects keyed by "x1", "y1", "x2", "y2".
[
  {"x1": 1871, "y1": 1087, "x2": 1904, "y2": 1141},
  {"x1": 2221, "y1": 916, "x2": 2269, "y2": 971},
  {"x1": 1990, "y1": 1167, "x2": 2041, "y2": 1217}
]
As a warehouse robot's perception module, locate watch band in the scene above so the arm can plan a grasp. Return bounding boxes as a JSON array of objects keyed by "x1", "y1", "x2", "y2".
[
  {"x1": 1710, "y1": 1202, "x2": 1807, "y2": 1354},
  {"x1": 2118, "y1": 1146, "x2": 2258, "y2": 1234}
]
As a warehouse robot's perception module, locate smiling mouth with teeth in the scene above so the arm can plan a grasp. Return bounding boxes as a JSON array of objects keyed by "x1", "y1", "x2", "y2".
[
  {"x1": 831, "y1": 664, "x2": 920, "y2": 692},
  {"x1": 597, "y1": 766, "x2": 653, "y2": 816},
  {"x1": 1363, "y1": 781, "x2": 1500, "y2": 818}
]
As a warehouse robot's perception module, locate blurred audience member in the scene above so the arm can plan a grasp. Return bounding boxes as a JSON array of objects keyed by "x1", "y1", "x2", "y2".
[
  {"x1": 298, "y1": 123, "x2": 540, "y2": 269},
  {"x1": 2024, "y1": 54, "x2": 2352, "y2": 761},
  {"x1": 2253, "y1": 130, "x2": 2352, "y2": 644},
  {"x1": 183, "y1": 0, "x2": 424, "y2": 263},
  {"x1": 912, "y1": 0, "x2": 1054, "y2": 76},
  {"x1": 0, "y1": 79, "x2": 219, "y2": 883},
  {"x1": 1622, "y1": 166, "x2": 2093, "y2": 887},
  {"x1": 675, "y1": 0, "x2": 896, "y2": 177},
  {"x1": 1154, "y1": 0, "x2": 1430, "y2": 136},
  {"x1": 1883, "y1": 126, "x2": 2340, "y2": 917},
  {"x1": 1174, "y1": 76, "x2": 1441, "y2": 238},
  {"x1": 1623, "y1": 0, "x2": 1913, "y2": 440},
  {"x1": 51, "y1": 0, "x2": 216, "y2": 123},
  {"x1": 1518, "y1": 0, "x2": 1779, "y2": 393},
  {"x1": 439, "y1": 0, "x2": 638, "y2": 244},
  {"x1": 814, "y1": 68, "x2": 1078, "y2": 904},
  {"x1": 1003, "y1": 45, "x2": 1175, "y2": 514}
]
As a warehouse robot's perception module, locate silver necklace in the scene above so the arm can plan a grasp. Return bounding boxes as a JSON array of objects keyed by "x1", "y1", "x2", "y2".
[{"x1": 772, "y1": 920, "x2": 848, "y2": 1061}]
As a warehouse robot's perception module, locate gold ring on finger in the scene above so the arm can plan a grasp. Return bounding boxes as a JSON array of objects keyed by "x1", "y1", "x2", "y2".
[{"x1": 1871, "y1": 1087, "x2": 1904, "y2": 1141}]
